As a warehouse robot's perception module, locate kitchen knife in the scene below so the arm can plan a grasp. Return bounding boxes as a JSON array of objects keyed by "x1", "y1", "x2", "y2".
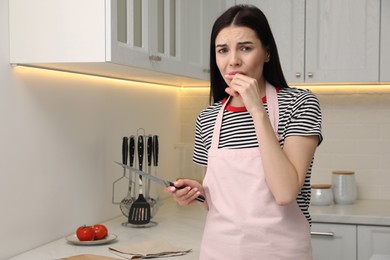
[
  {"x1": 137, "y1": 135, "x2": 144, "y2": 195},
  {"x1": 114, "y1": 161, "x2": 205, "y2": 203},
  {"x1": 145, "y1": 135, "x2": 153, "y2": 199},
  {"x1": 137, "y1": 135, "x2": 144, "y2": 171},
  {"x1": 153, "y1": 135, "x2": 158, "y2": 168},
  {"x1": 129, "y1": 136, "x2": 135, "y2": 168},
  {"x1": 122, "y1": 137, "x2": 129, "y2": 168},
  {"x1": 129, "y1": 135, "x2": 136, "y2": 198},
  {"x1": 147, "y1": 135, "x2": 153, "y2": 170}
]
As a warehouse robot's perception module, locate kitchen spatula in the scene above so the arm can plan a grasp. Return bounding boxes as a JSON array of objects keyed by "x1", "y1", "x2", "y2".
[
  {"x1": 111, "y1": 137, "x2": 128, "y2": 204},
  {"x1": 128, "y1": 135, "x2": 151, "y2": 225},
  {"x1": 119, "y1": 135, "x2": 135, "y2": 217}
]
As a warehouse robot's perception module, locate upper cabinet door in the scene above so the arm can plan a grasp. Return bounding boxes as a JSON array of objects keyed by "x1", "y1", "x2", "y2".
[
  {"x1": 305, "y1": 0, "x2": 380, "y2": 83},
  {"x1": 380, "y1": 0, "x2": 390, "y2": 82},
  {"x1": 233, "y1": 0, "x2": 381, "y2": 84},
  {"x1": 112, "y1": 0, "x2": 182, "y2": 71},
  {"x1": 108, "y1": 0, "x2": 227, "y2": 83},
  {"x1": 179, "y1": 0, "x2": 226, "y2": 78},
  {"x1": 234, "y1": 0, "x2": 305, "y2": 83}
]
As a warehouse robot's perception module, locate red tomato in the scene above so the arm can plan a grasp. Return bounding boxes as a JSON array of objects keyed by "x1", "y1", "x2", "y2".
[
  {"x1": 76, "y1": 225, "x2": 95, "y2": 241},
  {"x1": 92, "y1": 224, "x2": 108, "y2": 240}
]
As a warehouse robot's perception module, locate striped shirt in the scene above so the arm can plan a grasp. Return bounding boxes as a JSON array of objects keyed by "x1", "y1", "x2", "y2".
[{"x1": 193, "y1": 86, "x2": 323, "y2": 224}]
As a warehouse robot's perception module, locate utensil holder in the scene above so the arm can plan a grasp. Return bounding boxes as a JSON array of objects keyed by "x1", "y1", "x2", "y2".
[{"x1": 113, "y1": 128, "x2": 161, "y2": 225}]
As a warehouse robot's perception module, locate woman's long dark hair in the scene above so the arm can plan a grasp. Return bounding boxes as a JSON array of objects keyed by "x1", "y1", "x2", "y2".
[{"x1": 209, "y1": 4, "x2": 289, "y2": 104}]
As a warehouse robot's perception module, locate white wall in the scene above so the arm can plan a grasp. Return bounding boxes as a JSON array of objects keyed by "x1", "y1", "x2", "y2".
[
  {"x1": 314, "y1": 92, "x2": 390, "y2": 199},
  {"x1": 179, "y1": 88, "x2": 390, "y2": 201},
  {"x1": 0, "y1": 1, "x2": 181, "y2": 258}
]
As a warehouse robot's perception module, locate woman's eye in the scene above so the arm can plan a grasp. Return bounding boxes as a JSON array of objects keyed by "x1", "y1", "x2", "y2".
[
  {"x1": 217, "y1": 48, "x2": 227, "y2": 54},
  {"x1": 241, "y1": 46, "x2": 252, "y2": 52}
]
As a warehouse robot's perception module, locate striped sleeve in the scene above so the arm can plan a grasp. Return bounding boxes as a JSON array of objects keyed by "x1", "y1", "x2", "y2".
[
  {"x1": 193, "y1": 115, "x2": 209, "y2": 165},
  {"x1": 280, "y1": 89, "x2": 323, "y2": 145},
  {"x1": 193, "y1": 102, "x2": 221, "y2": 166}
]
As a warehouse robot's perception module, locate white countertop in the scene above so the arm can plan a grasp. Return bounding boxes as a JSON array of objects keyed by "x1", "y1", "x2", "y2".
[
  {"x1": 9, "y1": 199, "x2": 206, "y2": 260},
  {"x1": 310, "y1": 199, "x2": 390, "y2": 226},
  {"x1": 8, "y1": 199, "x2": 390, "y2": 260}
]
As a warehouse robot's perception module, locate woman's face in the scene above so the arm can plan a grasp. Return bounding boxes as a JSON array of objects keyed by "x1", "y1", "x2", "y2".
[{"x1": 215, "y1": 25, "x2": 269, "y2": 86}]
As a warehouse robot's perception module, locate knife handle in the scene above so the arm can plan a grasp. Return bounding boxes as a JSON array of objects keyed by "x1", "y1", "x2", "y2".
[
  {"x1": 122, "y1": 137, "x2": 128, "y2": 165},
  {"x1": 129, "y1": 136, "x2": 135, "y2": 167},
  {"x1": 147, "y1": 135, "x2": 153, "y2": 167},
  {"x1": 137, "y1": 135, "x2": 144, "y2": 171},
  {"x1": 152, "y1": 135, "x2": 158, "y2": 167},
  {"x1": 168, "y1": 182, "x2": 205, "y2": 203}
]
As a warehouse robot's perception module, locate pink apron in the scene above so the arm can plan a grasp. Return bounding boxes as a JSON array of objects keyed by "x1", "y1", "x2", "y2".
[{"x1": 199, "y1": 83, "x2": 312, "y2": 259}]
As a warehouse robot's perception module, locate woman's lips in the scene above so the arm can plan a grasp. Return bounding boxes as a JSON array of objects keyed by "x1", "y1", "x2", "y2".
[{"x1": 227, "y1": 71, "x2": 245, "y2": 76}]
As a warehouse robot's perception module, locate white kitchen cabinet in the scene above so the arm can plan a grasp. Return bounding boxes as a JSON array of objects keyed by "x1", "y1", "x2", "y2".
[
  {"x1": 115, "y1": 0, "x2": 179, "y2": 71},
  {"x1": 381, "y1": 0, "x2": 390, "y2": 82},
  {"x1": 233, "y1": 0, "x2": 305, "y2": 83},
  {"x1": 311, "y1": 223, "x2": 357, "y2": 260},
  {"x1": 358, "y1": 225, "x2": 390, "y2": 260},
  {"x1": 179, "y1": 0, "x2": 226, "y2": 75},
  {"x1": 234, "y1": 0, "x2": 380, "y2": 84},
  {"x1": 312, "y1": 223, "x2": 390, "y2": 260},
  {"x1": 9, "y1": 0, "x2": 225, "y2": 86}
]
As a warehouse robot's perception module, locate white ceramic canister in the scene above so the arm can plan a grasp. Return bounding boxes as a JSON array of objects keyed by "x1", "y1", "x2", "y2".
[
  {"x1": 311, "y1": 184, "x2": 333, "y2": 206},
  {"x1": 332, "y1": 171, "x2": 357, "y2": 204}
]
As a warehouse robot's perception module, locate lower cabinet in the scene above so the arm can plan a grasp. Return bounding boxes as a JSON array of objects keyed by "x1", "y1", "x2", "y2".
[
  {"x1": 311, "y1": 223, "x2": 356, "y2": 260},
  {"x1": 312, "y1": 223, "x2": 390, "y2": 260},
  {"x1": 358, "y1": 225, "x2": 390, "y2": 260}
]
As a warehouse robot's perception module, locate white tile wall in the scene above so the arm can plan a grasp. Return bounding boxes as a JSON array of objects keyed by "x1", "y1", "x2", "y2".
[{"x1": 178, "y1": 88, "x2": 390, "y2": 200}]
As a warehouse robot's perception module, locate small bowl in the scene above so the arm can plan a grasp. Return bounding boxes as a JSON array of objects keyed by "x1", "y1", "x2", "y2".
[{"x1": 311, "y1": 184, "x2": 333, "y2": 206}]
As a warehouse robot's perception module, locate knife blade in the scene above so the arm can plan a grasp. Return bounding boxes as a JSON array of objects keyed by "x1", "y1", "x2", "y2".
[{"x1": 114, "y1": 161, "x2": 205, "y2": 203}]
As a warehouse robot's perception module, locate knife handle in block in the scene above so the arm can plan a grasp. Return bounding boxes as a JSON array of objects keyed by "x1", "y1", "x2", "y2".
[
  {"x1": 152, "y1": 135, "x2": 158, "y2": 167},
  {"x1": 147, "y1": 135, "x2": 153, "y2": 167},
  {"x1": 137, "y1": 135, "x2": 144, "y2": 171},
  {"x1": 129, "y1": 136, "x2": 135, "y2": 167},
  {"x1": 122, "y1": 137, "x2": 129, "y2": 165}
]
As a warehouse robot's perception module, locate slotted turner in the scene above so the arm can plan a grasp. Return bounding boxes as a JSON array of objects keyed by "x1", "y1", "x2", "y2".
[
  {"x1": 112, "y1": 137, "x2": 128, "y2": 204},
  {"x1": 128, "y1": 135, "x2": 151, "y2": 225}
]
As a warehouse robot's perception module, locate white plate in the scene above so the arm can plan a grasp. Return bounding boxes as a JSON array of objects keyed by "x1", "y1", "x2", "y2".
[{"x1": 65, "y1": 233, "x2": 117, "y2": 245}]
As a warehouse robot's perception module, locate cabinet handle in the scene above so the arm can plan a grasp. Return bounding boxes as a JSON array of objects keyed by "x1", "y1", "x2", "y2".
[
  {"x1": 149, "y1": 55, "x2": 162, "y2": 62},
  {"x1": 295, "y1": 72, "x2": 301, "y2": 78},
  {"x1": 310, "y1": 231, "x2": 334, "y2": 237},
  {"x1": 307, "y1": 72, "x2": 314, "y2": 78},
  {"x1": 202, "y1": 68, "x2": 210, "y2": 73}
]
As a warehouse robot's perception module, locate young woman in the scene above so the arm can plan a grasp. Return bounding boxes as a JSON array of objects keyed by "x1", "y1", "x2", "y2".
[{"x1": 166, "y1": 4, "x2": 322, "y2": 259}]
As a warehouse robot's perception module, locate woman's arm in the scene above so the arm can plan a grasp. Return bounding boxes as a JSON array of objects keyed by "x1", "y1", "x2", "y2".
[
  {"x1": 252, "y1": 109, "x2": 318, "y2": 205},
  {"x1": 226, "y1": 74, "x2": 320, "y2": 205}
]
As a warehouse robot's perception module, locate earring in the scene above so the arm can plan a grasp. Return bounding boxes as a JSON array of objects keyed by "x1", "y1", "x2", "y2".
[{"x1": 265, "y1": 54, "x2": 270, "y2": 62}]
